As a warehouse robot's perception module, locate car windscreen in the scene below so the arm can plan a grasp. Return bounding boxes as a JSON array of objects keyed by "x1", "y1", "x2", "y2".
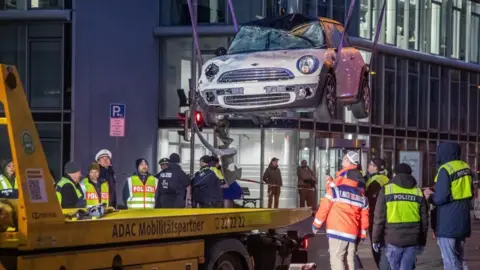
[{"x1": 227, "y1": 22, "x2": 326, "y2": 55}]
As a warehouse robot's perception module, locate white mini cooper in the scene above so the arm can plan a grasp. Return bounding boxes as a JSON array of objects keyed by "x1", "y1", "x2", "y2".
[{"x1": 197, "y1": 13, "x2": 370, "y2": 124}]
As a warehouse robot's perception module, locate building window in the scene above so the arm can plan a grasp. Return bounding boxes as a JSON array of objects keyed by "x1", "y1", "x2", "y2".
[
  {"x1": 450, "y1": 76, "x2": 459, "y2": 132},
  {"x1": 160, "y1": 0, "x2": 227, "y2": 25},
  {"x1": 332, "y1": 0, "x2": 345, "y2": 23},
  {"x1": 408, "y1": 0, "x2": 420, "y2": 50},
  {"x1": 439, "y1": 68, "x2": 449, "y2": 131},
  {"x1": 29, "y1": 41, "x2": 62, "y2": 109},
  {"x1": 418, "y1": 63, "x2": 429, "y2": 129},
  {"x1": 407, "y1": 64, "x2": 419, "y2": 128},
  {"x1": 359, "y1": 0, "x2": 372, "y2": 39},
  {"x1": 385, "y1": 0, "x2": 397, "y2": 44},
  {"x1": 451, "y1": 0, "x2": 463, "y2": 59},
  {"x1": 469, "y1": 84, "x2": 478, "y2": 133},
  {"x1": 396, "y1": 0, "x2": 405, "y2": 47},
  {"x1": 459, "y1": 72, "x2": 468, "y2": 133},
  {"x1": 429, "y1": 77, "x2": 440, "y2": 130},
  {"x1": 36, "y1": 123, "x2": 62, "y2": 180},
  {"x1": 0, "y1": 24, "x2": 26, "y2": 83},
  {"x1": 302, "y1": 0, "x2": 317, "y2": 17},
  {"x1": 430, "y1": 1, "x2": 441, "y2": 54},
  {"x1": 470, "y1": 3, "x2": 480, "y2": 63},
  {"x1": 384, "y1": 69, "x2": 395, "y2": 126},
  {"x1": 396, "y1": 58, "x2": 406, "y2": 127},
  {"x1": 29, "y1": 0, "x2": 60, "y2": 9},
  {"x1": 317, "y1": 0, "x2": 329, "y2": 17},
  {"x1": 227, "y1": 0, "x2": 264, "y2": 24}
]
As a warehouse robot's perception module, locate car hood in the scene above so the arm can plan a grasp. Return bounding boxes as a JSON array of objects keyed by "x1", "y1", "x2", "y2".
[{"x1": 201, "y1": 49, "x2": 328, "y2": 75}]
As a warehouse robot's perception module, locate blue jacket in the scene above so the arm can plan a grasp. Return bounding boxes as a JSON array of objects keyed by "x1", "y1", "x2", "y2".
[
  {"x1": 432, "y1": 142, "x2": 472, "y2": 239},
  {"x1": 223, "y1": 181, "x2": 243, "y2": 200}
]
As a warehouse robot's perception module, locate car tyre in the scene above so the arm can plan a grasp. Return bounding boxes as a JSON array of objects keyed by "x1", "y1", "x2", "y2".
[
  {"x1": 351, "y1": 74, "x2": 370, "y2": 119},
  {"x1": 213, "y1": 253, "x2": 245, "y2": 270},
  {"x1": 314, "y1": 72, "x2": 337, "y2": 121}
]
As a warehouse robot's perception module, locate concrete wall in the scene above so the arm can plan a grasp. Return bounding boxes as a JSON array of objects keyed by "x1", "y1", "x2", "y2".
[{"x1": 72, "y1": 0, "x2": 160, "y2": 202}]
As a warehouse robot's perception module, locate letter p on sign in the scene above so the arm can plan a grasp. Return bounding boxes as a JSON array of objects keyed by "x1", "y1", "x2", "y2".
[{"x1": 110, "y1": 103, "x2": 126, "y2": 137}]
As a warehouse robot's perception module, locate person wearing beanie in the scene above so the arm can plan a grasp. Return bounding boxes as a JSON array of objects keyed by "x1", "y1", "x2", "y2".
[
  {"x1": 79, "y1": 162, "x2": 109, "y2": 207},
  {"x1": 0, "y1": 159, "x2": 17, "y2": 199},
  {"x1": 154, "y1": 156, "x2": 190, "y2": 208},
  {"x1": 313, "y1": 151, "x2": 368, "y2": 270},
  {"x1": 94, "y1": 149, "x2": 117, "y2": 208},
  {"x1": 191, "y1": 155, "x2": 224, "y2": 208},
  {"x1": 56, "y1": 161, "x2": 86, "y2": 209},
  {"x1": 372, "y1": 163, "x2": 429, "y2": 270},
  {"x1": 365, "y1": 157, "x2": 390, "y2": 269},
  {"x1": 120, "y1": 158, "x2": 158, "y2": 209}
]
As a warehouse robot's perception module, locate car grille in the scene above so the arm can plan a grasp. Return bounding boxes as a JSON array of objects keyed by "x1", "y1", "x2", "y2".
[
  {"x1": 217, "y1": 68, "x2": 294, "y2": 83},
  {"x1": 224, "y1": 93, "x2": 290, "y2": 106}
]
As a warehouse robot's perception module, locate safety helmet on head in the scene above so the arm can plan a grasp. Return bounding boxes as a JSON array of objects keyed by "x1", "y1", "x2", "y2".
[{"x1": 95, "y1": 149, "x2": 112, "y2": 161}]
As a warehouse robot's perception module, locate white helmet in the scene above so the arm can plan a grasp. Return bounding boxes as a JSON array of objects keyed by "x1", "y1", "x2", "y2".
[{"x1": 95, "y1": 149, "x2": 112, "y2": 161}]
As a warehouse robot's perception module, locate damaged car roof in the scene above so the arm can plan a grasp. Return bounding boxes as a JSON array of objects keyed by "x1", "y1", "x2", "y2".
[{"x1": 243, "y1": 13, "x2": 318, "y2": 31}]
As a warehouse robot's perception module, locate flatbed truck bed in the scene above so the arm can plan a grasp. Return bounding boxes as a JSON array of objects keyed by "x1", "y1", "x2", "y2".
[{"x1": 0, "y1": 64, "x2": 314, "y2": 269}]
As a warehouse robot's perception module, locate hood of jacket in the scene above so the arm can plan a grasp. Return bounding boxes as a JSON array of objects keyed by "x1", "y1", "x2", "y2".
[
  {"x1": 391, "y1": 173, "x2": 417, "y2": 189},
  {"x1": 436, "y1": 142, "x2": 461, "y2": 168}
]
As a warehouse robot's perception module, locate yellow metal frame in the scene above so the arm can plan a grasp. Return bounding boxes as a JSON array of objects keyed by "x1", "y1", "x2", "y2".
[{"x1": 0, "y1": 64, "x2": 311, "y2": 252}]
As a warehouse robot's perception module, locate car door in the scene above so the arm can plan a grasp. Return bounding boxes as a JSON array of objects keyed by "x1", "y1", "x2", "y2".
[
  {"x1": 334, "y1": 24, "x2": 363, "y2": 97},
  {"x1": 320, "y1": 21, "x2": 354, "y2": 100}
]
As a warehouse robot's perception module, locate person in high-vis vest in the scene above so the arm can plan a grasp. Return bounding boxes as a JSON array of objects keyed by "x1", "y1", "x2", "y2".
[
  {"x1": 313, "y1": 151, "x2": 369, "y2": 270},
  {"x1": 0, "y1": 159, "x2": 17, "y2": 199},
  {"x1": 366, "y1": 158, "x2": 390, "y2": 270},
  {"x1": 372, "y1": 163, "x2": 429, "y2": 270},
  {"x1": 56, "y1": 161, "x2": 86, "y2": 208},
  {"x1": 80, "y1": 162, "x2": 109, "y2": 207},
  {"x1": 191, "y1": 155, "x2": 224, "y2": 208},
  {"x1": 426, "y1": 142, "x2": 473, "y2": 270},
  {"x1": 121, "y1": 158, "x2": 158, "y2": 209}
]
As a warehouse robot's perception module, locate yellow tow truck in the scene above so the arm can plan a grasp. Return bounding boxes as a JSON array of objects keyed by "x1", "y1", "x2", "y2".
[{"x1": 0, "y1": 64, "x2": 314, "y2": 270}]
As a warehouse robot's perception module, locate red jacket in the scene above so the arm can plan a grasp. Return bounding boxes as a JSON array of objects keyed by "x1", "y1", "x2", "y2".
[{"x1": 313, "y1": 166, "x2": 369, "y2": 242}]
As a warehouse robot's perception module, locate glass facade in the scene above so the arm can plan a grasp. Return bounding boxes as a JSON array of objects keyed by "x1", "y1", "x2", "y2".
[{"x1": 0, "y1": 22, "x2": 70, "y2": 179}]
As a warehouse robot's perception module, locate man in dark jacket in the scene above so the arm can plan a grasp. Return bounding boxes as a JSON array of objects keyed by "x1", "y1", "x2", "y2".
[
  {"x1": 56, "y1": 161, "x2": 87, "y2": 209},
  {"x1": 372, "y1": 163, "x2": 429, "y2": 270},
  {"x1": 366, "y1": 157, "x2": 390, "y2": 270},
  {"x1": 191, "y1": 155, "x2": 224, "y2": 208},
  {"x1": 95, "y1": 149, "x2": 117, "y2": 208},
  {"x1": 263, "y1": 157, "x2": 282, "y2": 208},
  {"x1": 428, "y1": 142, "x2": 473, "y2": 269},
  {"x1": 155, "y1": 156, "x2": 190, "y2": 208}
]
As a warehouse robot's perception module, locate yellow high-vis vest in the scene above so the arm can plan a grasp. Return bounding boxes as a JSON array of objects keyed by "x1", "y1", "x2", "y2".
[
  {"x1": 434, "y1": 160, "x2": 473, "y2": 200},
  {"x1": 384, "y1": 183, "x2": 422, "y2": 224},
  {"x1": 126, "y1": 175, "x2": 158, "y2": 209},
  {"x1": 56, "y1": 177, "x2": 83, "y2": 205},
  {"x1": 80, "y1": 178, "x2": 109, "y2": 207},
  {"x1": 366, "y1": 174, "x2": 389, "y2": 190}
]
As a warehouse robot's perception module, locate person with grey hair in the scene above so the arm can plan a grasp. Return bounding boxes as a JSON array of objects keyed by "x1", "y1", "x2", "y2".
[{"x1": 56, "y1": 161, "x2": 86, "y2": 209}]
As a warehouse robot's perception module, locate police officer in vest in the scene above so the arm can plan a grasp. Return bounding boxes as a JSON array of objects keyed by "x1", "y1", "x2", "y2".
[
  {"x1": 56, "y1": 161, "x2": 86, "y2": 208},
  {"x1": 366, "y1": 158, "x2": 390, "y2": 269},
  {"x1": 80, "y1": 162, "x2": 109, "y2": 207},
  {"x1": 372, "y1": 163, "x2": 429, "y2": 270},
  {"x1": 191, "y1": 155, "x2": 224, "y2": 208},
  {"x1": 155, "y1": 157, "x2": 189, "y2": 208},
  {"x1": 0, "y1": 159, "x2": 17, "y2": 199},
  {"x1": 426, "y1": 142, "x2": 473, "y2": 269},
  {"x1": 121, "y1": 158, "x2": 158, "y2": 209}
]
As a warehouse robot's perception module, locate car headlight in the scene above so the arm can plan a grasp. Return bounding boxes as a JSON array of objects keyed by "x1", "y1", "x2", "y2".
[
  {"x1": 296, "y1": 55, "x2": 319, "y2": 74},
  {"x1": 205, "y1": 63, "x2": 219, "y2": 82}
]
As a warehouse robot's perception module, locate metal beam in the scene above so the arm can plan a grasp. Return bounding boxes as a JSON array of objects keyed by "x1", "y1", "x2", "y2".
[{"x1": 0, "y1": 9, "x2": 71, "y2": 21}]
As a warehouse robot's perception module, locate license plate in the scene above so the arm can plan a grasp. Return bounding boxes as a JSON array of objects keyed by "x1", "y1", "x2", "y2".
[{"x1": 288, "y1": 263, "x2": 317, "y2": 270}]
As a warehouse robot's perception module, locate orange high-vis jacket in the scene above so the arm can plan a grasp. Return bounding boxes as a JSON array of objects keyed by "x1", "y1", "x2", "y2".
[{"x1": 313, "y1": 167, "x2": 369, "y2": 242}]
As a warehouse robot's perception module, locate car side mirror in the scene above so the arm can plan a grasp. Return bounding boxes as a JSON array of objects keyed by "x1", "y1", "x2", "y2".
[{"x1": 215, "y1": 47, "x2": 227, "y2": 57}]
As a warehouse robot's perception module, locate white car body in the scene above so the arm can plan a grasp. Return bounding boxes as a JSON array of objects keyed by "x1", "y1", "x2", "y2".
[{"x1": 197, "y1": 16, "x2": 368, "y2": 118}]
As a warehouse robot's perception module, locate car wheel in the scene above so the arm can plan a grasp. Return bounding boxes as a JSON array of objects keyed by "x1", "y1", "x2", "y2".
[
  {"x1": 314, "y1": 72, "x2": 337, "y2": 121},
  {"x1": 213, "y1": 253, "x2": 245, "y2": 270},
  {"x1": 351, "y1": 74, "x2": 370, "y2": 119}
]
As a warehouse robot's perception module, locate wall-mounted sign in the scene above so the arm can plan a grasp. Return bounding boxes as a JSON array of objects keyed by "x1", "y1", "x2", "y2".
[
  {"x1": 110, "y1": 103, "x2": 126, "y2": 137},
  {"x1": 399, "y1": 151, "x2": 423, "y2": 187}
]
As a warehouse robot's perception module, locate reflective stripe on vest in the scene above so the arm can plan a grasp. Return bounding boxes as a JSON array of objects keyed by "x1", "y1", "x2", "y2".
[
  {"x1": 434, "y1": 160, "x2": 473, "y2": 200},
  {"x1": 385, "y1": 183, "x2": 422, "y2": 224},
  {"x1": 0, "y1": 175, "x2": 17, "y2": 190},
  {"x1": 366, "y1": 174, "x2": 389, "y2": 190},
  {"x1": 126, "y1": 175, "x2": 158, "y2": 209},
  {"x1": 56, "y1": 177, "x2": 83, "y2": 204},
  {"x1": 80, "y1": 178, "x2": 109, "y2": 206}
]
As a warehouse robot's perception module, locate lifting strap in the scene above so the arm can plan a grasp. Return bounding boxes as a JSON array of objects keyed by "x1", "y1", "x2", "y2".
[{"x1": 369, "y1": 0, "x2": 387, "y2": 72}]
